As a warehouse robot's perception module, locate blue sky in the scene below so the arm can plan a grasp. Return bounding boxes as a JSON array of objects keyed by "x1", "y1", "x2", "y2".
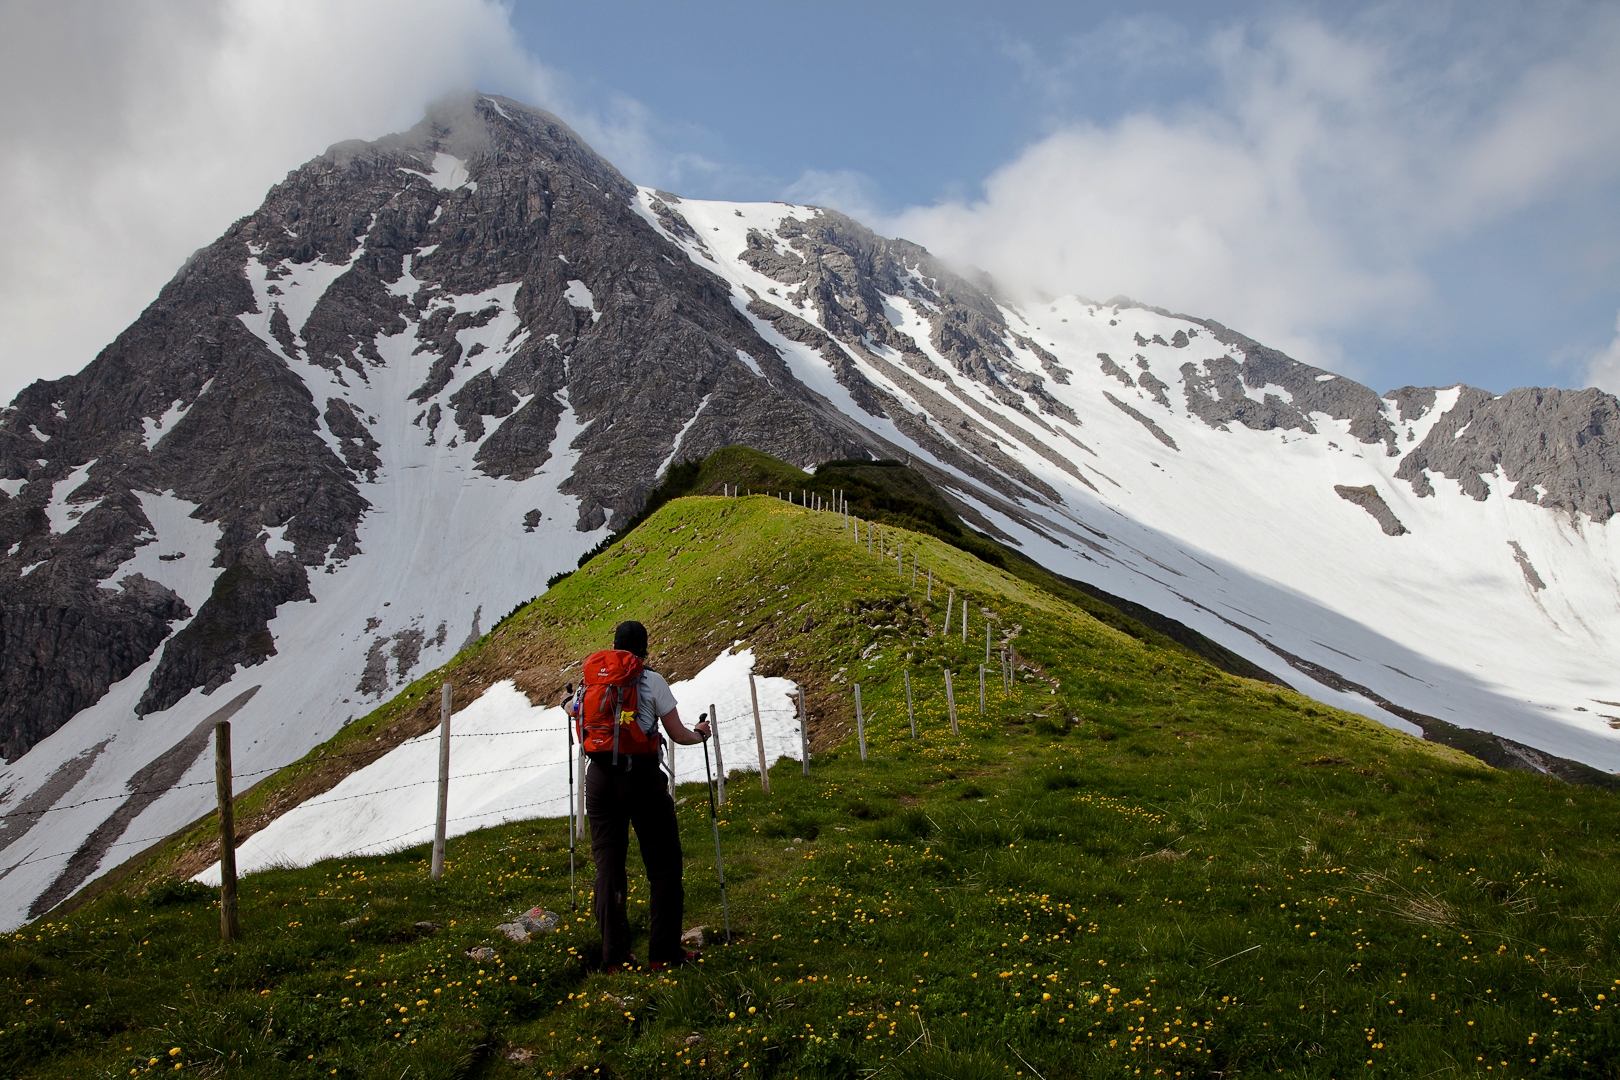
[
  {"x1": 2, "y1": 0, "x2": 1617, "y2": 400},
  {"x1": 505, "y1": 0, "x2": 1620, "y2": 395}
]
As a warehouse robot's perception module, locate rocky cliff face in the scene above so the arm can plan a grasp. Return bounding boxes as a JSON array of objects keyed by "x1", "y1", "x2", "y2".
[
  {"x1": 2, "y1": 93, "x2": 1619, "y2": 929},
  {"x1": 0, "y1": 97, "x2": 877, "y2": 764}
]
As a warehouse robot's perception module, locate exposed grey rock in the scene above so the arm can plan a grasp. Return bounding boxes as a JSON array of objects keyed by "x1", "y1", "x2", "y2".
[
  {"x1": 1103, "y1": 392, "x2": 1178, "y2": 450},
  {"x1": 1, "y1": 573, "x2": 189, "y2": 761},
  {"x1": 1394, "y1": 386, "x2": 1620, "y2": 521},
  {"x1": 1012, "y1": 335, "x2": 1070, "y2": 384},
  {"x1": 1384, "y1": 385, "x2": 1437, "y2": 423},
  {"x1": 1096, "y1": 353, "x2": 1135, "y2": 387},
  {"x1": 1508, "y1": 541, "x2": 1546, "y2": 590},
  {"x1": 1137, "y1": 370, "x2": 1171, "y2": 409},
  {"x1": 465, "y1": 945, "x2": 498, "y2": 961},
  {"x1": 1108, "y1": 299, "x2": 1399, "y2": 452},
  {"x1": 136, "y1": 552, "x2": 310, "y2": 715},
  {"x1": 1180, "y1": 357, "x2": 1316, "y2": 436},
  {"x1": 1334, "y1": 484, "x2": 1408, "y2": 536},
  {"x1": 1188, "y1": 321, "x2": 1398, "y2": 452},
  {"x1": 519, "y1": 906, "x2": 559, "y2": 933}
]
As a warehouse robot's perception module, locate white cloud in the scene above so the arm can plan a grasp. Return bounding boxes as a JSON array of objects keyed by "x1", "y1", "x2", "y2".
[
  {"x1": 889, "y1": 10, "x2": 1620, "y2": 373},
  {"x1": 0, "y1": 0, "x2": 561, "y2": 403},
  {"x1": 1587, "y1": 310, "x2": 1620, "y2": 394}
]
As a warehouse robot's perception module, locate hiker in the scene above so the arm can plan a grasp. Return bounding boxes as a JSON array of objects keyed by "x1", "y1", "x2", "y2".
[{"x1": 569, "y1": 620, "x2": 710, "y2": 970}]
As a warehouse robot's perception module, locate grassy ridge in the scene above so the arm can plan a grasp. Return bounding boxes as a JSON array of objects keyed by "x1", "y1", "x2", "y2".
[{"x1": 4, "y1": 495, "x2": 1618, "y2": 1079}]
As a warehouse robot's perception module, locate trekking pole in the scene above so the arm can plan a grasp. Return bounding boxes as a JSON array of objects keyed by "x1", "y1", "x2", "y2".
[
  {"x1": 562, "y1": 683, "x2": 577, "y2": 911},
  {"x1": 699, "y1": 716, "x2": 732, "y2": 943}
]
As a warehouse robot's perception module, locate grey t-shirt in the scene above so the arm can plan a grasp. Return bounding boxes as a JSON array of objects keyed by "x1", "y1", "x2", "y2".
[{"x1": 635, "y1": 669, "x2": 678, "y2": 735}]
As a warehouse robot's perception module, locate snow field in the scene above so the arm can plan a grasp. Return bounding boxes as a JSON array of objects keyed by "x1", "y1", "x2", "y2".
[{"x1": 196, "y1": 648, "x2": 800, "y2": 882}]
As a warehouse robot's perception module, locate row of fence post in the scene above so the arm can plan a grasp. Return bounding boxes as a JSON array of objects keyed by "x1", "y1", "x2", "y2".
[
  {"x1": 847, "y1": 645, "x2": 1022, "y2": 756},
  {"x1": 205, "y1": 495, "x2": 1009, "y2": 940}
]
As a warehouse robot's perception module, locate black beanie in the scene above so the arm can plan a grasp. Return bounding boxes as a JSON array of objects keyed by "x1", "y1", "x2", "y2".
[{"x1": 613, "y1": 620, "x2": 649, "y2": 658}]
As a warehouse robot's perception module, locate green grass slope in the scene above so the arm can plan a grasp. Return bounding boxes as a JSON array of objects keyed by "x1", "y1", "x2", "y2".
[{"x1": 4, "y1": 494, "x2": 1619, "y2": 1080}]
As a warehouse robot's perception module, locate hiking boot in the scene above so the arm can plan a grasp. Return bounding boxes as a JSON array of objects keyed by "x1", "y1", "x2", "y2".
[{"x1": 649, "y1": 951, "x2": 700, "y2": 972}]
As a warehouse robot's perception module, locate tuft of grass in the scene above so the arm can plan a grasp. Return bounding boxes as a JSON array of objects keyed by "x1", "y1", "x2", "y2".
[{"x1": 6, "y1": 493, "x2": 1620, "y2": 1078}]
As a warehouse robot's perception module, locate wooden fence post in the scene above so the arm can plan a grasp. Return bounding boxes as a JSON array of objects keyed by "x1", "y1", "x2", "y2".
[
  {"x1": 945, "y1": 589, "x2": 953, "y2": 632},
  {"x1": 798, "y1": 688, "x2": 810, "y2": 776},
  {"x1": 749, "y1": 674, "x2": 770, "y2": 793},
  {"x1": 667, "y1": 735, "x2": 677, "y2": 798},
  {"x1": 576, "y1": 740, "x2": 587, "y2": 839},
  {"x1": 905, "y1": 669, "x2": 916, "y2": 739},
  {"x1": 215, "y1": 720, "x2": 240, "y2": 943},
  {"x1": 431, "y1": 682, "x2": 451, "y2": 879},
  {"x1": 944, "y1": 669, "x2": 959, "y2": 734},
  {"x1": 711, "y1": 701, "x2": 726, "y2": 806},
  {"x1": 961, "y1": 596, "x2": 968, "y2": 642},
  {"x1": 854, "y1": 683, "x2": 868, "y2": 760},
  {"x1": 985, "y1": 623, "x2": 992, "y2": 665},
  {"x1": 979, "y1": 665, "x2": 987, "y2": 716},
  {"x1": 926, "y1": 568, "x2": 933, "y2": 601}
]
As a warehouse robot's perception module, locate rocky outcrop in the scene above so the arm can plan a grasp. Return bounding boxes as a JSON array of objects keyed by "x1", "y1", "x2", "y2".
[
  {"x1": 1104, "y1": 392, "x2": 1178, "y2": 450},
  {"x1": 1394, "y1": 386, "x2": 1620, "y2": 521},
  {"x1": 0, "y1": 95, "x2": 880, "y2": 761},
  {"x1": 1334, "y1": 484, "x2": 1408, "y2": 536},
  {"x1": 1106, "y1": 298, "x2": 1400, "y2": 452}
]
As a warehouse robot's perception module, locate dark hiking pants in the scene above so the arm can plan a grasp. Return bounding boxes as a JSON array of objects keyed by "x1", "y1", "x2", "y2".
[{"x1": 585, "y1": 754, "x2": 684, "y2": 966}]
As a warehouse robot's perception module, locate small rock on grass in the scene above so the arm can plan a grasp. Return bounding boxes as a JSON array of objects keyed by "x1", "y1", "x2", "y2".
[
  {"x1": 681, "y1": 926, "x2": 706, "y2": 948},
  {"x1": 519, "y1": 906, "x2": 559, "y2": 933},
  {"x1": 494, "y1": 906, "x2": 560, "y2": 943},
  {"x1": 505, "y1": 1049, "x2": 534, "y2": 1064},
  {"x1": 465, "y1": 946, "x2": 498, "y2": 961}
]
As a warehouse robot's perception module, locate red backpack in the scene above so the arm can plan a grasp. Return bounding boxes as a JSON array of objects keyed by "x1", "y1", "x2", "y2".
[{"x1": 575, "y1": 649, "x2": 663, "y2": 761}]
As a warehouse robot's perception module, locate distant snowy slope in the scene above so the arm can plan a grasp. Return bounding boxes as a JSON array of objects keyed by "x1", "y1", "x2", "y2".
[{"x1": 638, "y1": 191, "x2": 1620, "y2": 772}]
